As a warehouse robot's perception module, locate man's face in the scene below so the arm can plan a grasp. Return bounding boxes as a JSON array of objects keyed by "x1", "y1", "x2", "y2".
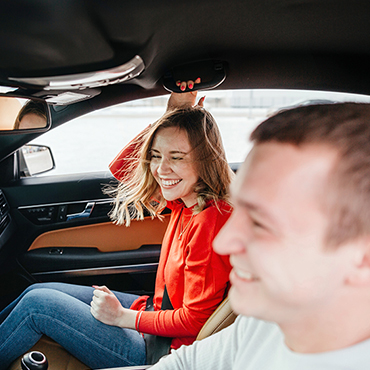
[{"x1": 214, "y1": 142, "x2": 356, "y2": 325}]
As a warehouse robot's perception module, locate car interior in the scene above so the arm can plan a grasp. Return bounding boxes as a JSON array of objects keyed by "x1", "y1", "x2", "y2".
[{"x1": 1, "y1": 0, "x2": 370, "y2": 369}]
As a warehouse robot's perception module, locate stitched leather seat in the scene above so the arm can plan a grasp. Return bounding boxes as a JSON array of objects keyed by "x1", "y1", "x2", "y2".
[
  {"x1": 196, "y1": 297, "x2": 237, "y2": 341},
  {"x1": 8, "y1": 297, "x2": 236, "y2": 370}
]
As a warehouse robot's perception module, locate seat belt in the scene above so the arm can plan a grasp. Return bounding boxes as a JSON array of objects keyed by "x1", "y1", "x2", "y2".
[{"x1": 143, "y1": 285, "x2": 173, "y2": 365}]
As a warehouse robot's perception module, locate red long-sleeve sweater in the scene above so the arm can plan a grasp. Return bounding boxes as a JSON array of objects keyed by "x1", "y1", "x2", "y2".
[
  {"x1": 131, "y1": 200, "x2": 232, "y2": 349},
  {"x1": 109, "y1": 128, "x2": 232, "y2": 349}
]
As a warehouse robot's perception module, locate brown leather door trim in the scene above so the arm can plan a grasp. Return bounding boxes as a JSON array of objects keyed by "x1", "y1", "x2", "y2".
[{"x1": 28, "y1": 215, "x2": 170, "y2": 252}]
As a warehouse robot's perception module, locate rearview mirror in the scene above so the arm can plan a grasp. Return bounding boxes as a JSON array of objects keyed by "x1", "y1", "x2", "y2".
[{"x1": 0, "y1": 96, "x2": 50, "y2": 132}]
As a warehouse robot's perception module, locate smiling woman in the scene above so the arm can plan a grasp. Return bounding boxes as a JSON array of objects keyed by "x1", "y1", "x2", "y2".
[
  {"x1": 109, "y1": 92, "x2": 233, "y2": 225},
  {"x1": 0, "y1": 92, "x2": 233, "y2": 369}
]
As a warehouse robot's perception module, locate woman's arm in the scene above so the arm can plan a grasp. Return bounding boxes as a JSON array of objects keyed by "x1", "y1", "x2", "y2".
[
  {"x1": 108, "y1": 124, "x2": 151, "y2": 181},
  {"x1": 167, "y1": 90, "x2": 204, "y2": 111}
]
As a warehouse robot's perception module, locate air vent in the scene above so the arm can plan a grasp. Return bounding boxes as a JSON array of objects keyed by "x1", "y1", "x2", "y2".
[
  {"x1": 0, "y1": 190, "x2": 10, "y2": 235},
  {"x1": 0, "y1": 190, "x2": 9, "y2": 218},
  {"x1": 0, "y1": 214, "x2": 10, "y2": 235}
]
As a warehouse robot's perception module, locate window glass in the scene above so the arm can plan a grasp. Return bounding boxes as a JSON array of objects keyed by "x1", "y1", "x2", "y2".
[{"x1": 31, "y1": 89, "x2": 370, "y2": 176}]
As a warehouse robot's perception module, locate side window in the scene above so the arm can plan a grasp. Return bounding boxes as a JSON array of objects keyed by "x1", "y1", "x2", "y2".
[
  {"x1": 31, "y1": 90, "x2": 370, "y2": 177},
  {"x1": 30, "y1": 98, "x2": 168, "y2": 176}
]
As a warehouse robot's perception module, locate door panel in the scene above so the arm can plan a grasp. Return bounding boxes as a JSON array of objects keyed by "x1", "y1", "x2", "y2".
[
  {"x1": 0, "y1": 172, "x2": 168, "y2": 307},
  {"x1": 27, "y1": 217, "x2": 169, "y2": 252}
]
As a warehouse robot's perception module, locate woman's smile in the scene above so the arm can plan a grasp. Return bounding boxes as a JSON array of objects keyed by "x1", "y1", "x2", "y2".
[{"x1": 160, "y1": 178, "x2": 182, "y2": 187}]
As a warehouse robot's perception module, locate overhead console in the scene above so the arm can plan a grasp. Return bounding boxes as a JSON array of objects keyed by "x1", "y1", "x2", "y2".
[{"x1": 163, "y1": 60, "x2": 227, "y2": 93}]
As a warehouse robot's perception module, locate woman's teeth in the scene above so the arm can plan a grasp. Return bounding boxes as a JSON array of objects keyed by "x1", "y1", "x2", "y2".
[{"x1": 162, "y1": 179, "x2": 181, "y2": 186}]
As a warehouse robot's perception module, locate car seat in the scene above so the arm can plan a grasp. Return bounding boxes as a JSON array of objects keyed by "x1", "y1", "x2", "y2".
[{"x1": 8, "y1": 297, "x2": 237, "y2": 370}]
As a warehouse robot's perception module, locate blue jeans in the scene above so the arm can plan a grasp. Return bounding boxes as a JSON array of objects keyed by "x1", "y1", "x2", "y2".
[{"x1": 0, "y1": 283, "x2": 146, "y2": 370}]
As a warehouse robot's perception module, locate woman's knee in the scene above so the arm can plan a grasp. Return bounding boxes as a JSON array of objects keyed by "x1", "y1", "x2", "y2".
[
  {"x1": 22, "y1": 288, "x2": 49, "y2": 305},
  {"x1": 23, "y1": 282, "x2": 62, "y2": 295},
  {"x1": 21, "y1": 288, "x2": 68, "y2": 313}
]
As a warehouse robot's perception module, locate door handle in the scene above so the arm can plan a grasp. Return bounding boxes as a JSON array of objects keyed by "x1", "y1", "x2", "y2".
[{"x1": 66, "y1": 202, "x2": 95, "y2": 221}]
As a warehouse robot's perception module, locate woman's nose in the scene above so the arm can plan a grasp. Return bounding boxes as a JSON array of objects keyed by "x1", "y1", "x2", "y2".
[{"x1": 157, "y1": 157, "x2": 171, "y2": 174}]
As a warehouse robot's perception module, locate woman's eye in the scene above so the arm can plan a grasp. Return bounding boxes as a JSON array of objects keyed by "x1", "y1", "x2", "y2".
[
  {"x1": 172, "y1": 157, "x2": 183, "y2": 161},
  {"x1": 151, "y1": 154, "x2": 161, "y2": 159}
]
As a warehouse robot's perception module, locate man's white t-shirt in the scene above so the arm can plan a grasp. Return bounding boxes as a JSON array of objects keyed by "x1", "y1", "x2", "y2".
[{"x1": 151, "y1": 315, "x2": 370, "y2": 370}]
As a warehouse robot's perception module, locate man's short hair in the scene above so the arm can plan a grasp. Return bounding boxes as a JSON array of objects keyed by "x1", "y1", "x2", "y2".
[{"x1": 251, "y1": 103, "x2": 370, "y2": 247}]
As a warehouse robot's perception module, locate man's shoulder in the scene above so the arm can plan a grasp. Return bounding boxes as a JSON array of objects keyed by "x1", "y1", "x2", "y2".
[
  {"x1": 218, "y1": 316, "x2": 282, "y2": 351},
  {"x1": 235, "y1": 315, "x2": 282, "y2": 340},
  {"x1": 234, "y1": 316, "x2": 370, "y2": 370}
]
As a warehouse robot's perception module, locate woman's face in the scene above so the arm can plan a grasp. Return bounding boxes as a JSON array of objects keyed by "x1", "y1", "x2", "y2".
[{"x1": 150, "y1": 126, "x2": 199, "y2": 207}]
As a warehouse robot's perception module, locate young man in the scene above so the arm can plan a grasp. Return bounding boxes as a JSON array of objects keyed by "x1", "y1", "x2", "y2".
[{"x1": 150, "y1": 103, "x2": 370, "y2": 369}]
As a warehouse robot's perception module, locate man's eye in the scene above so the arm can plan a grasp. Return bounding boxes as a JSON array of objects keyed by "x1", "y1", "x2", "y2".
[{"x1": 252, "y1": 219, "x2": 264, "y2": 229}]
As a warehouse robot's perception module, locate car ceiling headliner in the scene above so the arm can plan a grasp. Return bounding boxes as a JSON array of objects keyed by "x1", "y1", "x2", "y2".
[
  {"x1": 1, "y1": 0, "x2": 370, "y2": 163},
  {"x1": 1, "y1": 0, "x2": 370, "y2": 88}
]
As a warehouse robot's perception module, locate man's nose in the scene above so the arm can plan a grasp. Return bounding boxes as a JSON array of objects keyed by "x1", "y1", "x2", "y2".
[{"x1": 213, "y1": 211, "x2": 246, "y2": 256}]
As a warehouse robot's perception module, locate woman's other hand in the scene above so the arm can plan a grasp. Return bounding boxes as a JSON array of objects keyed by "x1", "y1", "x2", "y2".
[
  {"x1": 90, "y1": 285, "x2": 136, "y2": 329},
  {"x1": 167, "y1": 78, "x2": 205, "y2": 111}
]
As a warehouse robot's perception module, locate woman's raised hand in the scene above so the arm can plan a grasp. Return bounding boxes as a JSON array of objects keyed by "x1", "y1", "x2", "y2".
[
  {"x1": 176, "y1": 77, "x2": 201, "y2": 92},
  {"x1": 167, "y1": 77, "x2": 205, "y2": 111},
  {"x1": 90, "y1": 285, "x2": 136, "y2": 329}
]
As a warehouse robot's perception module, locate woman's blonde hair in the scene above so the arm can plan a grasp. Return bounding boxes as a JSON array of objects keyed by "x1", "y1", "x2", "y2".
[{"x1": 109, "y1": 106, "x2": 233, "y2": 226}]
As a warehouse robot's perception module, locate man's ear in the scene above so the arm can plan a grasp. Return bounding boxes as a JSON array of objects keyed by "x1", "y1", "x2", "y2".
[{"x1": 346, "y1": 240, "x2": 370, "y2": 286}]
